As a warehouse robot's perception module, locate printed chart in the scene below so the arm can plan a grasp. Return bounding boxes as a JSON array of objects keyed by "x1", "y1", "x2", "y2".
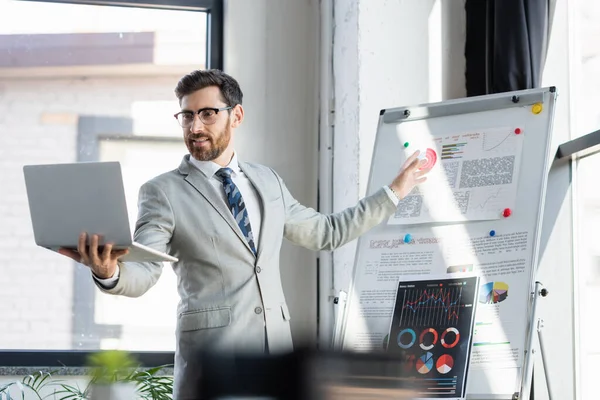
[
  {"x1": 397, "y1": 285, "x2": 465, "y2": 326},
  {"x1": 479, "y1": 282, "x2": 509, "y2": 304},
  {"x1": 387, "y1": 276, "x2": 479, "y2": 398}
]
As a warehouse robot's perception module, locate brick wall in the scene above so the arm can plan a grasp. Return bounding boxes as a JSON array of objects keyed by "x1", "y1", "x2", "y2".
[{"x1": 0, "y1": 75, "x2": 181, "y2": 349}]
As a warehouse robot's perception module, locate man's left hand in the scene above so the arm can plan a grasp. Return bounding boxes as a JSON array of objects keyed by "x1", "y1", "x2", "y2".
[{"x1": 389, "y1": 150, "x2": 432, "y2": 200}]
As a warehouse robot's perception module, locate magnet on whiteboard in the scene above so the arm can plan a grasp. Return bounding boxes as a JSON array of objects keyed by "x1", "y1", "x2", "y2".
[
  {"x1": 489, "y1": 230, "x2": 496, "y2": 237},
  {"x1": 404, "y1": 234, "x2": 412, "y2": 243},
  {"x1": 503, "y1": 208, "x2": 512, "y2": 218},
  {"x1": 404, "y1": 142, "x2": 409, "y2": 148},
  {"x1": 514, "y1": 128, "x2": 522, "y2": 134},
  {"x1": 532, "y1": 103, "x2": 543, "y2": 114}
]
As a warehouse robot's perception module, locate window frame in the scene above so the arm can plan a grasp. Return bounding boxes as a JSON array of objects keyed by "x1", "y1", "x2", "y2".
[{"x1": 0, "y1": 0, "x2": 223, "y2": 368}]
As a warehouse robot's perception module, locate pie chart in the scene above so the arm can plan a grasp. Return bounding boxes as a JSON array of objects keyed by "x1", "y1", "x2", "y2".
[
  {"x1": 479, "y1": 281, "x2": 509, "y2": 304},
  {"x1": 419, "y1": 328, "x2": 438, "y2": 350},
  {"x1": 436, "y1": 354, "x2": 454, "y2": 374},
  {"x1": 441, "y1": 327, "x2": 460, "y2": 349},
  {"x1": 418, "y1": 148, "x2": 438, "y2": 169},
  {"x1": 397, "y1": 328, "x2": 417, "y2": 349},
  {"x1": 416, "y1": 352, "x2": 434, "y2": 374}
]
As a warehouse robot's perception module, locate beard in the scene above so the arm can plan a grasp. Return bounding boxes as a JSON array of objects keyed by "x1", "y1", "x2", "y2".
[{"x1": 186, "y1": 124, "x2": 231, "y2": 161}]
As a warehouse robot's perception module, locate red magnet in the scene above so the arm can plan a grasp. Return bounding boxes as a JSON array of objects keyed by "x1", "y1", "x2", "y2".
[
  {"x1": 503, "y1": 208, "x2": 512, "y2": 218},
  {"x1": 514, "y1": 128, "x2": 522, "y2": 134}
]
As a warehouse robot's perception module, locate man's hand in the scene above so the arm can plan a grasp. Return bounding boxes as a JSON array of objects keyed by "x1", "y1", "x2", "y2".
[
  {"x1": 58, "y1": 232, "x2": 129, "y2": 279},
  {"x1": 389, "y1": 150, "x2": 432, "y2": 200}
]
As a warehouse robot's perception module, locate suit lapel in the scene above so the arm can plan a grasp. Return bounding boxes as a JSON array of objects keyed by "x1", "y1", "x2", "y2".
[
  {"x1": 178, "y1": 156, "x2": 254, "y2": 255},
  {"x1": 239, "y1": 161, "x2": 272, "y2": 261}
]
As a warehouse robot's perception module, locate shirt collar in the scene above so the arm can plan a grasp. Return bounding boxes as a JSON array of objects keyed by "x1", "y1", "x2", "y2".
[{"x1": 189, "y1": 151, "x2": 240, "y2": 179}]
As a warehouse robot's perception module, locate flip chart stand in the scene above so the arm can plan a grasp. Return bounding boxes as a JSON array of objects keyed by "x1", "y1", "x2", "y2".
[
  {"x1": 331, "y1": 93, "x2": 600, "y2": 399},
  {"x1": 331, "y1": 290, "x2": 347, "y2": 350},
  {"x1": 516, "y1": 127, "x2": 600, "y2": 399},
  {"x1": 517, "y1": 281, "x2": 553, "y2": 400}
]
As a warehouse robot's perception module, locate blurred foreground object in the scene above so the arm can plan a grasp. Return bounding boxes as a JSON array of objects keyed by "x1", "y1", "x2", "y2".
[{"x1": 198, "y1": 347, "x2": 417, "y2": 400}]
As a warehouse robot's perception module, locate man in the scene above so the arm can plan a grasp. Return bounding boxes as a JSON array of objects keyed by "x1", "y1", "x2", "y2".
[{"x1": 59, "y1": 69, "x2": 430, "y2": 399}]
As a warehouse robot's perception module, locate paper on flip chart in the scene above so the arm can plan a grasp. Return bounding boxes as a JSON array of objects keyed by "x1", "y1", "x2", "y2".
[
  {"x1": 389, "y1": 127, "x2": 524, "y2": 225},
  {"x1": 342, "y1": 224, "x2": 531, "y2": 394}
]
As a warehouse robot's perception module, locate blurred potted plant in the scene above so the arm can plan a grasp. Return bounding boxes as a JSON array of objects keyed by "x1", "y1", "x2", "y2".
[
  {"x1": 87, "y1": 350, "x2": 138, "y2": 400},
  {"x1": 88, "y1": 350, "x2": 173, "y2": 400}
]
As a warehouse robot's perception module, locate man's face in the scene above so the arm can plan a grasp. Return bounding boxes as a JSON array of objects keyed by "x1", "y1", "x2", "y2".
[{"x1": 179, "y1": 86, "x2": 233, "y2": 162}]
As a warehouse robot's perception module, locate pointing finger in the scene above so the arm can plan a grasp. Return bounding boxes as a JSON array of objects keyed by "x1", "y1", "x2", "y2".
[
  {"x1": 415, "y1": 167, "x2": 432, "y2": 177},
  {"x1": 404, "y1": 156, "x2": 421, "y2": 173},
  {"x1": 402, "y1": 150, "x2": 420, "y2": 169}
]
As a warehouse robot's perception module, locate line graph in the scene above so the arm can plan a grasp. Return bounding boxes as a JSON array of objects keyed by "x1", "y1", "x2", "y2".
[
  {"x1": 470, "y1": 187, "x2": 503, "y2": 210},
  {"x1": 482, "y1": 128, "x2": 523, "y2": 154},
  {"x1": 483, "y1": 131, "x2": 512, "y2": 152},
  {"x1": 399, "y1": 286, "x2": 464, "y2": 326}
]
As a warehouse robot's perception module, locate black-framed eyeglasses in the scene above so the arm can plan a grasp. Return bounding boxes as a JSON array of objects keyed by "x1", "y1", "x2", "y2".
[{"x1": 174, "y1": 106, "x2": 233, "y2": 127}]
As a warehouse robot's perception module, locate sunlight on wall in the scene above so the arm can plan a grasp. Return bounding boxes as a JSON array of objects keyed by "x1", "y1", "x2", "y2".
[{"x1": 428, "y1": 0, "x2": 443, "y2": 102}]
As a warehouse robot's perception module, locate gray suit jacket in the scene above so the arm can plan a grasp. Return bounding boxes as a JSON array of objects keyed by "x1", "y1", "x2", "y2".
[{"x1": 96, "y1": 154, "x2": 397, "y2": 399}]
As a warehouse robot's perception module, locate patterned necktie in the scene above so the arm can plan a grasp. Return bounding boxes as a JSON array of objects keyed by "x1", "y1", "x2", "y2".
[{"x1": 215, "y1": 167, "x2": 257, "y2": 255}]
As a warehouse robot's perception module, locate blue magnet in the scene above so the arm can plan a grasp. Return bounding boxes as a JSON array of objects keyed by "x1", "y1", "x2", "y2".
[
  {"x1": 489, "y1": 230, "x2": 496, "y2": 237},
  {"x1": 404, "y1": 234, "x2": 412, "y2": 243}
]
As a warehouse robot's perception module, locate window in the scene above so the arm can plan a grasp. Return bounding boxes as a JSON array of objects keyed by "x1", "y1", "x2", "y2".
[
  {"x1": 0, "y1": 0, "x2": 223, "y2": 361},
  {"x1": 572, "y1": 1, "x2": 600, "y2": 399}
]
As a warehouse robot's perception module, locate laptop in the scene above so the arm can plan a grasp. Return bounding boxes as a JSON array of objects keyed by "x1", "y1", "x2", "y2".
[{"x1": 23, "y1": 161, "x2": 178, "y2": 263}]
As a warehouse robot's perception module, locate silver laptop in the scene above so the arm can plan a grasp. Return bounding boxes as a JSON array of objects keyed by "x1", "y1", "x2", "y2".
[{"x1": 23, "y1": 161, "x2": 178, "y2": 263}]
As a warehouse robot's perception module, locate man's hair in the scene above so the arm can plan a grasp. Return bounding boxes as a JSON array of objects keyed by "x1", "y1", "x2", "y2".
[{"x1": 174, "y1": 69, "x2": 243, "y2": 106}]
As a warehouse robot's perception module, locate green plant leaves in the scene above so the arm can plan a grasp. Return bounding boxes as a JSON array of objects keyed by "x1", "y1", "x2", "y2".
[
  {"x1": 23, "y1": 371, "x2": 53, "y2": 396},
  {"x1": 0, "y1": 362, "x2": 173, "y2": 399},
  {"x1": 52, "y1": 383, "x2": 90, "y2": 400}
]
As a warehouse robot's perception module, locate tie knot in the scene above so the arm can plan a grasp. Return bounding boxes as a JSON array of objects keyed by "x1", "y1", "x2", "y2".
[{"x1": 216, "y1": 167, "x2": 233, "y2": 181}]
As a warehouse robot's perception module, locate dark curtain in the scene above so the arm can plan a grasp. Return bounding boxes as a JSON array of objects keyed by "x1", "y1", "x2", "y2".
[
  {"x1": 464, "y1": 2, "x2": 552, "y2": 398},
  {"x1": 465, "y1": 0, "x2": 550, "y2": 96}
]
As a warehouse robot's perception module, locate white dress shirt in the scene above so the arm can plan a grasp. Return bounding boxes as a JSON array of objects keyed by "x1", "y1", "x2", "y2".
[
  {"x1": 94, "y1": 153, "x2": 399, "y2": 286},
  {"x1": 188, "y1": 151, "x2": 263, "y2": 247}
]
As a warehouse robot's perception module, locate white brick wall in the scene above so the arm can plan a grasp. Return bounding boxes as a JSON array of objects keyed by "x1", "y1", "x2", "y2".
[{"x1": 0, "y1": 75, "x2": 182, "y2": 349}]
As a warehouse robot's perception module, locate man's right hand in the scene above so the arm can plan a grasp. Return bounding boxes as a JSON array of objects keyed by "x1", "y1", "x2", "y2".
[{"x1": 58, "y1": 232, "x2": 129, "y2": 279}]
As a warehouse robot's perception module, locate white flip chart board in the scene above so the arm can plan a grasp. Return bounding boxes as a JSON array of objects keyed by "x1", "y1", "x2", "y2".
[{"x1": 338, "y1": 87, "x2": 557, "y2": 400}]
